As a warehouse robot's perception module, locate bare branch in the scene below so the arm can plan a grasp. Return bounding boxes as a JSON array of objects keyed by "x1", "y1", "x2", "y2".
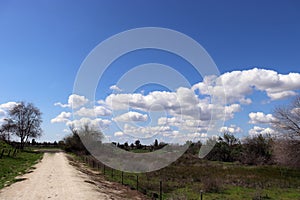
[{"x1": 272, "y1": 96, "x2": 300, "y2": 138}]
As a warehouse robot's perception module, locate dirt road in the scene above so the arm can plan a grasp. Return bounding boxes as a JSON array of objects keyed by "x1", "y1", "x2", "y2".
[{"x1": 0, "y1": 152, "x2": 146, "y2": 200}]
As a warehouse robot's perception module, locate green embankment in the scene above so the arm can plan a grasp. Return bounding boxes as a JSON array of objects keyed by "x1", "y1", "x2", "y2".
[{"x1": 0, "y1": 141, "x2": 43, "y2": 189}]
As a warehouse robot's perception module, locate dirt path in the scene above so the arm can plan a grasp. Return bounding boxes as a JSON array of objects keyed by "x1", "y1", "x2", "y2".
[{"x1": 0, "y1": 152, "x2": 147, "y2": 200}]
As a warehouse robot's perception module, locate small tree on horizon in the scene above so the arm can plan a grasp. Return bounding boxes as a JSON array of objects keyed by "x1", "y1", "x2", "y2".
[
  {"x1": 135, "y1": 139, "x2": 141, "y2": 149},
  {"x1": 154, "y1": 139, "x2": 159, "y2": 148}
]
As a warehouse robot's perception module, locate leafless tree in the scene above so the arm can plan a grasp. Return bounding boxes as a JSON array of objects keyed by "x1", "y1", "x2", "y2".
[
  {"x1": 64, "y1": 124, "x2": 103, "y2": 154},
  {"x1": 272, "y1": 139, "x2": 300, "y2": 168},
  {"x1": 1, "y1": 102, "x2": 42, "y2": 149},
  {"x1": 272, "y1": 96, "x2": 300, "y2": 138},
  {"x1": 272, "y1": 96, "x2": 300, "y2": 168}
]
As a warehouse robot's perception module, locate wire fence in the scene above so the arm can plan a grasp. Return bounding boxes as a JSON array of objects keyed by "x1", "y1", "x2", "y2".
[
  {"x1": 0, "y1": 148, "x2": 18, "y2": 159},
  {"x1": 77, "y1": 154, "x2": 165, "y2": 199}
]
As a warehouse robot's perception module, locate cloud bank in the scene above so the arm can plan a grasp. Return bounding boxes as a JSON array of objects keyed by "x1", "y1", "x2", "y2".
[{"x1": 51, "y1": 68, "x2": 300, "y2": 143}]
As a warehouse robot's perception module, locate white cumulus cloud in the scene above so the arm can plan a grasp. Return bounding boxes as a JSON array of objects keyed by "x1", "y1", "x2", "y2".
[
  {"x1": 75, "y1": 106, "x2": 112, "y2": 117},
  {"x1": 123, "y1": 123, "x2": 173, "y2": 138},
  {"x1": 0, "y1": 102, "x2": 18, "y2": 110},
  {"x1": 109, "y1": 85, "x2": 122, "y2": 92},
  {"x1": 54, "y1": 94, "x2": 89, "y2": 109},
  {"x1": 249, "y1": 112, "x2": 277, "y2": 124},
  {"x1": 248, "y1": 126, "x2": 277, "y2": 136},
  {"x1": 192, "y1": 68, "x2": 300, "y2": 103},
  {"x1": 219, "y1": 125, "x2": 242, "y2": 134},
  {"x1": 114, "y1": 131, "x2": 124, "y2": 137},
  {"x1": 113, "y1": 111, "x2": 148, "y2": 122},
  {"x1": 51, "y1": 112, "x2": 72, "y2": 123},
  {"x1": 66, "y1": 117, "x2": 111, "y2": 130},
  {"x1": 105, "y1": 87, "x2": 233, "y2": 121}
]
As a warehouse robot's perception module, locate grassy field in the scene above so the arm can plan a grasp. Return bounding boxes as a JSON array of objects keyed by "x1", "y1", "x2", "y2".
[
  {"x1": 168, "y1": 186, "x2": 300, "y2": 200},
  {"x1": 0, "y1": 141, "x2": 43, "y2": 189},
  {"x1": 77, "y1": 153, "x2": 300, "y2": 200}
]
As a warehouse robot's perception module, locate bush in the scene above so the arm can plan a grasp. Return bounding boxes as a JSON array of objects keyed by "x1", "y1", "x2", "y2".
[
  {"x1": 240, "y1": 134, "x2": 273, "y2": 165},
  {"x1": 202, "y1": 177, "x2": 223, "y2": 193},
  {"x1": 205, "y1": 133, "x2": 242, "y2": 162},
  {"x1": 273, "y1": 139, "x2": 300, "y2": 168},
  {"x1": 63, "y1": 132, "x2": 89, "y2": 154}
]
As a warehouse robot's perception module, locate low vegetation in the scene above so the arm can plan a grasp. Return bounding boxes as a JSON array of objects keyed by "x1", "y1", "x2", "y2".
[
  {"x1": 0, "y1": 141, "x2": 43, "y2": 189},
  {"x1": 74, "y1": 150, "x2": 300, "y2": 199}
]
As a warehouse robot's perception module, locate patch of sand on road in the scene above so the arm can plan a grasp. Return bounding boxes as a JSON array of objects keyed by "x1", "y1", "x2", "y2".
[{"x1": 0, "y1": 152, "x2": 113, "y2": 200}]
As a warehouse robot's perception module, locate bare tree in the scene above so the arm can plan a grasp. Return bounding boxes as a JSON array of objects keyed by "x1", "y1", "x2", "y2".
[
  {"x1": 273, "y1": 139, "x2": 300, "y2": 168},
  {"x1": 78, "y1": 124, "x2": 104, "y2": 143},
  {"x1": 272, "y1": 96, "x2": 300, "y2": 138},
  {"x1": 64, "y1": 124, "x2": 103, "y2": 154},
  {"x1": 1, "y1": 102, "x2": 42, "y2": 149},
  {"x1": 272, "y1": 96, "x2": 300, "y2": 168}
]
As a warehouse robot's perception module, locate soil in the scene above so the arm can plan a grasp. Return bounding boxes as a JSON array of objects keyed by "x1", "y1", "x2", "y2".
[{"x1": 0, "y1": 152, "x2": 149, "y2": 200}]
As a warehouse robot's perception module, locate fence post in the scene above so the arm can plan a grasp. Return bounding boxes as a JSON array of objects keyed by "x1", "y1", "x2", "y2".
[
  {"x1": 13, "y1": 148, "x2": 17, "y2": 157},
  {"x1": 0, "y1": 149, "x2": 4, "y2": 159},
  {"x1": 136, "y1": 175, "x2": 139, "y2": 191},
  {"x1": 200, "y1": 190, "x2": 203, "y2": 200},
  {"x1": 122, "y1": 171, "x2": 124, "y2": 185},
  {"x1": 103, "y1": 165, "x2": 106, "y2": 175},
  {"x1": 160, "y1": 180, "x2": 162, "y2": 200},
  {"x1": 7, "y1": 149, "x2": 11, "y2": 156}
]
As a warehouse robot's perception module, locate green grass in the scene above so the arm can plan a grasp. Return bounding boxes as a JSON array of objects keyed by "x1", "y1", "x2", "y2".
[
  {"x1": 0, "y1": 141, "x2": 13, "y2": 149},
  {"x1": 166, "y1": 186, "x2": 300, "y2": 200},
  {"x1": 74, "y1": 153, "x2": 300, "y2": 200},
  {"x1": 130, "y1": 149, "x2": 151, "y2": 153},
  {"x1": 0, "y1": 144, "x2": 43, "y2": 189},
  {"x1": 122, "y1": 160, "x2": 299, "y2": 199},
  {"x1": 196, "y1": 187, "x2": 300, "y2": 200}
]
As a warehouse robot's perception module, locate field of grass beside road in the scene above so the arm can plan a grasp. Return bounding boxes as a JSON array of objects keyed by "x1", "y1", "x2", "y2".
[
  {"x1": 0, "y1": 141, "x2": 43, "y2": 189},
  {"x1": 75, "y1": 153, "x2": 300, "y2": 200},
  {"x1": 169, "y1": 186, "x2": 300, "y2": 200}
]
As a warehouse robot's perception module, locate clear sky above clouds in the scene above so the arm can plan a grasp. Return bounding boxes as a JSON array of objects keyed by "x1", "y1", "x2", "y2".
[{"x1": 0, "y1": 0, "x2": 300, "y2": 142}]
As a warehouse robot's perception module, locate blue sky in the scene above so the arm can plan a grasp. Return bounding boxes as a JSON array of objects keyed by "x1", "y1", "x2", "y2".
[{"x1": 0, "y1": 0, "x2": 300, "y2": 143}]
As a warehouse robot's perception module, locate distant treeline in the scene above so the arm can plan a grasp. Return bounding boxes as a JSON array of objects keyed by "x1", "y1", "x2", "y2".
[
  {"x1": 0, "y1": 139, "x2": 63, "y2": 149},
  {"x1": 61, "y1": 96, "x2": 300, "y2": 169},
  {"x1": 62, "y1": 130, "x2": 299, "y2": 168},
  {"x1": 186, "y1": 133, "x2": 299, "y2": 168},
  {"x1": 111, "y1": 139, "x2": 167, "y2": 151}
]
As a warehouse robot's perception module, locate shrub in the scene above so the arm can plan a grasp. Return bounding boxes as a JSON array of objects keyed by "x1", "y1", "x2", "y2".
[
  {"x1": 273, "y1": 139, "x2": 300, "y2": 168},
  {"x1": 202, "y1": 177, "x2": 223, "y2": 193},
  {"x1": 241, "y1": 134, "x2": 273, "y2": 165}
]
